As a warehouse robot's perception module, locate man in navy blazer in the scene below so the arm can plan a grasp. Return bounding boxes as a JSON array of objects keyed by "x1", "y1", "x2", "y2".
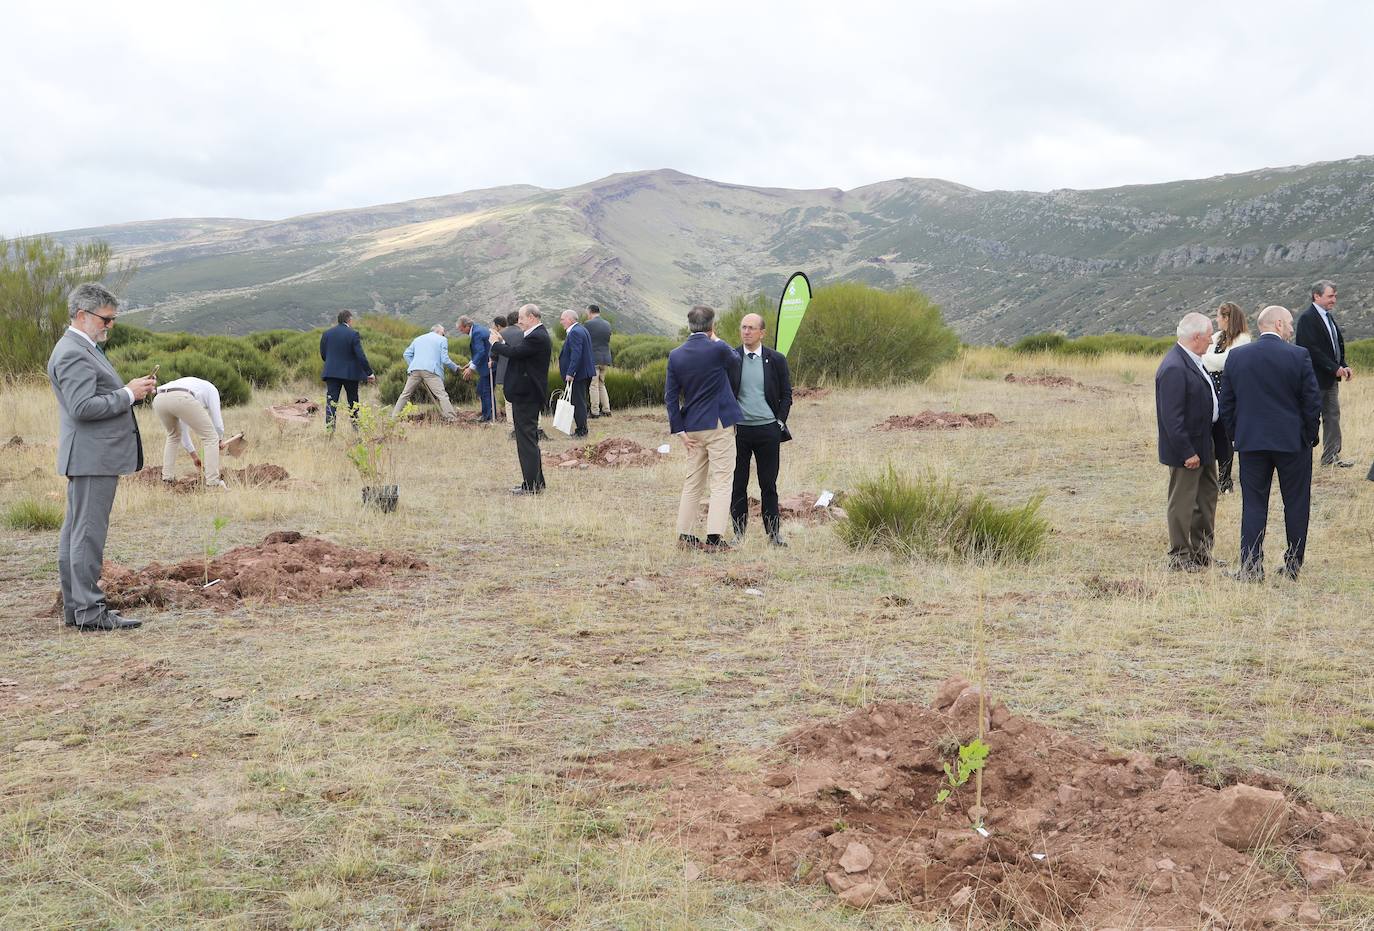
[
  {"x1": 558, "y1": 309, "x2": 597, "y2": 437},
  {"x1": 457, "y1": 315, "x2": 494, "y2": 422},
  {"x1": 1294, "y1": 279, "x2": 1354, "y2": 467},
  {"x1": 1219, "y1": 305, "x2": 1322, "y2": 581},
  {"x1": 319, "y1": 310, "x2": 374, "y2": 432},
  {"x1": 666, "y1": 305, "x2": 743, "y2": 550},
  {"x1": 1155, "y1": 312, "x2": 1224, "y2": 571}
]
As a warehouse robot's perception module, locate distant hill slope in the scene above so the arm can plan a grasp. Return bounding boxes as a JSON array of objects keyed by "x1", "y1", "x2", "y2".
[{"x1": 51, "y1": 159, "x2": 1374, "y2": 339}]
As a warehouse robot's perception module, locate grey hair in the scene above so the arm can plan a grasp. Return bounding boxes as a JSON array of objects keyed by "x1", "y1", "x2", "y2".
[
  {"x1": 431, "y1": 324, "x2": 445, "y2": 335},
  {"x1": 1175, "y1": 312, "x2": 1211, "y2": 341},
  {"x1": 560, "y1": 309, "x2": 578, "y2": 323},
  {"x1": 1257, "y1": 305, "x2": 1290, "y2": 331},
  {"x1": 518, "y1": 303, "x2": 541, "y2": 320},
  {"x1": 457, "y1": 315, "x2": 474, "y2": 328},
  {"x1": 68, "y1": 282, "x2": 118, "y2": 320},
  {"x1": 1310, "y1": 279, "x2": 1336, "y2": 300},
  {"x1": 687, "y1": 304, "x2": 715, "y2": 334}
]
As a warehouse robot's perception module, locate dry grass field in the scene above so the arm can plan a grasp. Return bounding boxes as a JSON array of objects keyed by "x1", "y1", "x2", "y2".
[{"x1": 2, "y1": 348, "x2": 1372, "y2": 930}]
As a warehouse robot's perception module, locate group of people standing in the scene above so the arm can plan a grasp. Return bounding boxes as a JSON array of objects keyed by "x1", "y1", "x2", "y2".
[{"x1": 1155, "y1": 280, "x2": 1361, "y2": 582}]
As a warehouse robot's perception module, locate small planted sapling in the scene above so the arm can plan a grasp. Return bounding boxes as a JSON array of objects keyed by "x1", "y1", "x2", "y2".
[{"x1": 935, "y1": 737, "x2": 990, "y2": 806}]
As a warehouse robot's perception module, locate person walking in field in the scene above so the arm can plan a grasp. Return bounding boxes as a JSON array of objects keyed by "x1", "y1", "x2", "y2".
[{"x1": 319, "y1": 310, "x2": 375, "y2": 432}]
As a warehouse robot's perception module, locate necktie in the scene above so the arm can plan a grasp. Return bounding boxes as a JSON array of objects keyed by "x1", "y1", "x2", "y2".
[
  {"x1": 1325, "y1": 313, "x2": 1339, "y2": 354},
  {"x1": 748, "y1": 352, "x2": 756, "y2": 360}
]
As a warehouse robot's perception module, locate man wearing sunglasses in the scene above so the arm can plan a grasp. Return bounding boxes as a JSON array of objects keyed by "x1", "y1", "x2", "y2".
[{"x1": 46, "y1": 283, "x2": 157, "y2": 631}]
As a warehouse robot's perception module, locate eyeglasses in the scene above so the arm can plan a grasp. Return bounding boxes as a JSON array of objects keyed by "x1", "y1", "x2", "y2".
[
  {"x1": 87, "y1": 310, "x2": 117, "y2": 326},
  {"x1": 740, "y1": 325, "x2": 762, "y2": 331}
]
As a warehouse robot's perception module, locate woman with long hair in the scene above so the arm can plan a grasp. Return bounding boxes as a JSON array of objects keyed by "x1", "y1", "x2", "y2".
[{"x1": 1201, "y1": 301, "x2": 1251, "y2": 493}]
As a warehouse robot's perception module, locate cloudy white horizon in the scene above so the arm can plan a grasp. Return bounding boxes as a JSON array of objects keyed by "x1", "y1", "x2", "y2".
[{"x1": 5, "y1": 0, "x2": 1374, "y2": 236}]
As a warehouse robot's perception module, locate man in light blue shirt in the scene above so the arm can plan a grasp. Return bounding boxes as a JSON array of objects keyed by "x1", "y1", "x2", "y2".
[{"x1": 393, "y1": 325, "x2": 459, "y2": 421}]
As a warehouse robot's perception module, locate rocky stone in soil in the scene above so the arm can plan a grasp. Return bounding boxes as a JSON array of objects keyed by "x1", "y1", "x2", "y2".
[
  {"x1": 569, "y1": 680, "x2": 1374, "y2": 928},
  {"x1": 875, "y1": 411, "x2": 999, "y2": 430},
  {"x1": 68, "y1": 531, "x2": 428, "y2": 612}
]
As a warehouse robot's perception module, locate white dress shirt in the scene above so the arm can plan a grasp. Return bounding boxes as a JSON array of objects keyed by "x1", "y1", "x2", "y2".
[
  {"x1": 157, "y1": 376, "x2": 225, "y2": 452},
  {"x1": 1313, "y1": 303, "x2": 1340, "y2": 355},
  {"x1": 1182, "y1": 343, "x2": 1219, "y2": 423}
]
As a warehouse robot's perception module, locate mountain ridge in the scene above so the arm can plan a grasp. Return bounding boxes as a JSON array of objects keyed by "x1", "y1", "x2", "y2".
[{"x1": 46, "y1": 158, "x2": 1374, "y2": 339}]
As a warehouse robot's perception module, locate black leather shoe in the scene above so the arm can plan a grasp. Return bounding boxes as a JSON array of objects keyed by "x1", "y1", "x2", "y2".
[
  {"x1": 509, "y1": 486, "x2": 542, "y2": 496},
  {"x1": 1323, "y1": 459, "x2": 1355, "y2": 468},
  {"x1": 1226, "y1": 568, "x2": 1264, "y2": 583},
  {"x1": 677, "y1": 534, "x2": 703, "y2": 550},
  {"x1": 1278, "y1": 565, "x2": 1300, "y2": 581},
  {"x1": 768, "y1": 533, "x2": 788, "y2": 548},
  {"x1": 75, "y1": 613, "x2": 142, "y2": 631}
]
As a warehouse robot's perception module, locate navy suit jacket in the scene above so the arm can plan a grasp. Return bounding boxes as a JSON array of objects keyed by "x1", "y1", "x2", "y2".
[
  {"x1": 665, "y1": 333, "x2": 743, "y2": 434},
  {"x1": 468, "y1": 324, "x2": 491, "y2": 373},
  {"x1": 319, "y1": 324, "x2": 373, "y2": 382},
  {"x1": 559, "y1": 324, "x2": 596, "y2": 380},
  {"x1": 1294, "y1": 303, "x2": 1346, "y2": 390},
  {"x1": 1155, "y1": 343, "x2": 1220, "y2": 467},
  {"x1": 1219, "y1": 333, "x2": 1321, "y2": 453}
]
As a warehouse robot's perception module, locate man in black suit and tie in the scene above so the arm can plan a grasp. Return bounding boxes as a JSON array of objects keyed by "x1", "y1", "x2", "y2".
[
  {"x1": 1294, "y1": 279, "x2": 1354, "y2": 468},
  {"x1": 1219, "y1": 305, "x2": 1322, "y2": 581},
  {"x1": 1155, "y1": 312, "x2": 1225, "y2": 571},
  {"x1": 490, "y1": 304, "x2": 552, "y2": 495},
  {"x1": 730, "y1": 312, "x2": 793, "y2": 547}
]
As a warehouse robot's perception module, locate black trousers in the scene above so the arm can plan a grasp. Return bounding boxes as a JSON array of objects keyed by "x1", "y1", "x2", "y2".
[
  {"x1": 1238, "y1": 449, "x2": 1312, "y2": 575},
  {"x1": 730, "y1": 422, "x2": 782, "y2": 534},
  {"x1": 571, "y1": 377, "x2": 591, "y2": 435},
  {"x1": 324, "y1": 378, "x2": 360, "y2": 431},
  {"x1": 512, "y1": 398, "x2": 545, "y2": 491}
]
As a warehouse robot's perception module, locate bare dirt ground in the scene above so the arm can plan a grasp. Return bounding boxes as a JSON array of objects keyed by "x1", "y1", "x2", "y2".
[
  {"x1": 2, "y1": 348, "x2": 1372, "y2": 929},
  {"x1": 876, "y1": 411, "x2": 1001, "y2": 430},
  {"x1": 131, "y1": 463, "x2": 292, "y2": 491}
]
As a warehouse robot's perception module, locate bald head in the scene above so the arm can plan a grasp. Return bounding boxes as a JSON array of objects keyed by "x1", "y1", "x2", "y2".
[
  {"x1": 740, "y1": 312, "x2": 766, "y2": 350},
  {"x1": 1257, "y1": 305, "x2": 1293, "y2": 339}
]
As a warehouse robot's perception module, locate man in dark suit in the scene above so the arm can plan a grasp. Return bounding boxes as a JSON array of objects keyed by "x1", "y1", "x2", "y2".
[
  {"x1": 319, "y1": 310, "x2": 374, "y2": 432},
  {"x1": 457, "y1": 315, "x2": 494, "y2": 422},
  {"x1": 584, "y1": 304, "x2": 614, "y2": 418},
  {"x1": 1294, "y1": 279, "x2": 1354, "y2": 467},
  {"x1": 730, "y1": 312, "x2": 793, "y2": 547},
  {"x1": 490, "y1": 304, "x2": 552, "y2": 494},
  {"x1": 558, "y1": 309, "x2": 596, "y2": 437},
  {"x1": 1155, "y1": 312, "x2": 1224, "y2": 571},
  {"x1": 1219, "y1": 305, "x2": 1322, "y2": 581},
  {"x1": 47, "y1": 283, "x2": 158, "y2": 631},
  {"x1": 666, "y1": 305, "x2": 744, "y2": 551}
]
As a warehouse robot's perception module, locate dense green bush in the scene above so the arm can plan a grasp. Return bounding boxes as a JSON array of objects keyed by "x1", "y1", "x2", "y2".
[
  {"x1": 111, "y1": 350, "x2": 251, "y2": 406},
  {"x1": 194, "y1": 335, "x2": 284, "y2": 387},
  {"x1": 837, "y1": 467, "x2": 1049, "y2": 563},
  {"x1": 103, "y1": 322, "x2": 158, "y2": 351},
  {"x1": 356, "y1": 315, "x2": 424, "y2": 341},
  {"x1": 636, "y1": 359, "x2": 669, "y2": 407},
  {"x1": 3, "y1": 496, "x2": 64, "y2": 531},
  {"x1": 1347, "y1": 338, "x2": 1374, "y2": 370},
  {"x1": 1014, "y1": 331, "x2": 1173, "y2": 357},
  {"x1": 613, "y1": 335, "x2": 678, "y2": 370},
  {"x1": 247, "y1": 329, "x2": 298, "y2": 352},
  {"x1": 786, "y1": 283, "x2": 959, "y2": 385}
]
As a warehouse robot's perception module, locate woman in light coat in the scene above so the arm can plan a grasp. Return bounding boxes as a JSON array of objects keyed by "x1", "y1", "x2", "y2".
[{"x1": 1201, "y1": 302, "x2": 1251, "y2": 493}]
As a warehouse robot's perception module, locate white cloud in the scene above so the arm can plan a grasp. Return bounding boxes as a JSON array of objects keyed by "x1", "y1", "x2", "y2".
[{"x1": 3, "y1": 0, "x2": 1374, "y2": 234}]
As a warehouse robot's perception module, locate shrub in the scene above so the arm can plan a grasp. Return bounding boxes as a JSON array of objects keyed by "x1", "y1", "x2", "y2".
[
  {"x1": 269, "y1": 331, "x2": 327, "y2": 382},
  {"x1": 613, "y1": 335, "x2": 678, "y2": 370},
  {"x1": 113, "y1": 350, "x2": 252, "y2": 406},
  {"x1": 248, "y1": 329, "x2": 298, "y2": 352},
  {"x1": 3, "y1": 496, "x2": 63, "y2": 531},
  {"x1": 356, "y1": 315, "x2": 424, "y2": 340},
  {"x1": 787, "y1": 283, "x2": 959, "y2": 385},
  {"x1": 103, "y1": 323, "x2": 157, "y2": 351},
  {"x1": 837, "y1": 467, "x2": 1049, "y2": 563},
  {"x1": 195, "y1": 335, "x2": 284, "y2": 387},
  {"x1": 1347, "y1": 338, "x2": 1374, "y2": 370},
  {"x1": 636, "y1": 359, "x2": 669, "y2": 408},
  {"x1": 1014, "y1": 332, "x2": 1173, "y2": 357},
  {"x1": 1013, "y1": 332, "x2": 1068, "y2": 354},
  {"x1": 603, "y1": 368, "x2": 650, "y2": 409}
]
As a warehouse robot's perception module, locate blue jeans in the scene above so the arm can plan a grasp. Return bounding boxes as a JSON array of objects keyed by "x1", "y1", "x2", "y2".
[{"x1": 477, "y1": 372, "x2": 493, "y2": 421}]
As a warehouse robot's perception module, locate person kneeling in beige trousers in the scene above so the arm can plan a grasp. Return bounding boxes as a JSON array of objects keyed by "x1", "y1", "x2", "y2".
[{"x1": 152, "y1": 376, "x2": 229, "y2": 488}]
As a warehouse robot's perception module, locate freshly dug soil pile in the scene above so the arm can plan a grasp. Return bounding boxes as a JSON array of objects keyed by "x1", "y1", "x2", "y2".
[
  {"x1": 131, "y1": 464, "x2": 290, "y2": 492},
  {"x1": 547, "y1": 438, "x2": 666, "y2": 469},
  {"x1": 793, "y1": 387, "x2": 830, "y2": 400},
  {"x1": 406, "y1": 409, "x2": 488, "y2": 425},
  {"x1": 267, "y1": 398, "x2": 319, "y2": 423},
  {"x1": 876, "y1": 411, "x2": 1000, "y2": 430},
  {"x1": 4, "y1": 434, "x2": 24, "y2": 450},
  {"x1": 732, "y1": 492, "x2": 848, "y2": 523},
  {"x1": 573, "y1": 678, "x2": 1373, "y2": 928},
  {"x1": 88, "y1": 531, "x2": 428, "y2": 611},
  {"x1": 1005, "y1": 373, "x2": 1085, "y2": 389}
]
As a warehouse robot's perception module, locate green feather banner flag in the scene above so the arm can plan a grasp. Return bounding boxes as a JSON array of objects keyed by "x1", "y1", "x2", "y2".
[{"x1": 773, "y1": 272, "x2": 812, "y2": 357}]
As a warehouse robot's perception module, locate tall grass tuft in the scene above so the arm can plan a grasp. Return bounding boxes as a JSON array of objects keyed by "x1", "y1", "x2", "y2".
[
  {"x1": 837, "y1": 467, "x2": 1049, "y2": 563},
  {"x1": 3, "y1": 497, "x2": 64, "y2": 531},
  {"x1": 1014, "y1": 331, "x2": 1173, "y2": 357}
]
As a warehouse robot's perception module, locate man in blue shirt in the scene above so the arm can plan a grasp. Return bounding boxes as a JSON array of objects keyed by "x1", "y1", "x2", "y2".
[
  {"x1": 393, "y1": 325, "x2": 459, "y2": 421},
  {"x1": 458, "y1": 315, "x2": 494, "y2": 422}
]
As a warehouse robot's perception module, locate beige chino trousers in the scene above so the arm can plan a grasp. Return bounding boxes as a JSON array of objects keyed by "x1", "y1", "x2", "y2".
[
  {"x1": 393, "y1": 370, "x2": 455, "y2": 421},
  {"x1": 153, "y1": 391, "x2": 220, "y2": 485},
  {"x1": 590, "y1": 364, "x2": 612, "y2": 414},
  {"x1": 676, "y1": 424, "x2": 735, "y2": 536}
]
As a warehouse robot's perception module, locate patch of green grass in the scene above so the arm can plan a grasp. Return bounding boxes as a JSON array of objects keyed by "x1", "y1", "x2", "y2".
[{"x1": 3, "y1": 497, "x2": 63, "y2": 531}]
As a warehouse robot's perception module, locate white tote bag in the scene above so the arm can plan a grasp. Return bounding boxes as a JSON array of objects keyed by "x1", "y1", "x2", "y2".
[{"x1": 552, "y1": 386, "x2": 575, "y2": 435}]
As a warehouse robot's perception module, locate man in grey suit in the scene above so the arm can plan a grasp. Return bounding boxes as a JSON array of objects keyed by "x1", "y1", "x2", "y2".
[
  {"x1": 47, "y1": 283, "x2": 157, "y2": 631},
  {"x1": 584, "y1": 304, "x2": 613, "y2": 417}
]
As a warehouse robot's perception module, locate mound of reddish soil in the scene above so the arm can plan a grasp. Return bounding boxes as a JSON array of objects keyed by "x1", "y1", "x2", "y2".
[
  {"x1": 406, "y1": 409, "x2": 489, "y2": 425},
  {"x1": 84, "y1": 531, "x2": 428, "y2": 611},
  {"x1": 1005, "y1": 373, "x2": 1083, "y2": 388},
  {"x1": 132, "y1": 464, "x2": 290, "y2": 492},
  {"x1": 267, "y1": 398, "x2": 320, "y2": 423},
  {"x1": 572, "y1": 679, "x2": 1372, "y2": 928},
  {"x1": 547, "y1": 438, "x2": 666, "y2": 469},
  {"x1": 877, "y1": 411, "x2": 1000, "y2": 431},
  {"x1": 793, "y1": 387, "x2": 830, "y2": 400}
]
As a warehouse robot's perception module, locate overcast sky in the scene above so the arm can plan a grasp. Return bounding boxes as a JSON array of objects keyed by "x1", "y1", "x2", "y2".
[{"x1": 5, "y1": 0, "x2": 1374, "y2": 235}]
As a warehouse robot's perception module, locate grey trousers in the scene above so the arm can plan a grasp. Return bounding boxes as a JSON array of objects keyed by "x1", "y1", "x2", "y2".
[
  {"x1": 59, "y1": 475, "x2": 119, "y2": 625},
  {"x1": 1166, "y1": 462, "x2": 1218, "y2": 566},
  {"x1": 1319, "y1": 384, "x2": 1343, "y2": 464}
]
